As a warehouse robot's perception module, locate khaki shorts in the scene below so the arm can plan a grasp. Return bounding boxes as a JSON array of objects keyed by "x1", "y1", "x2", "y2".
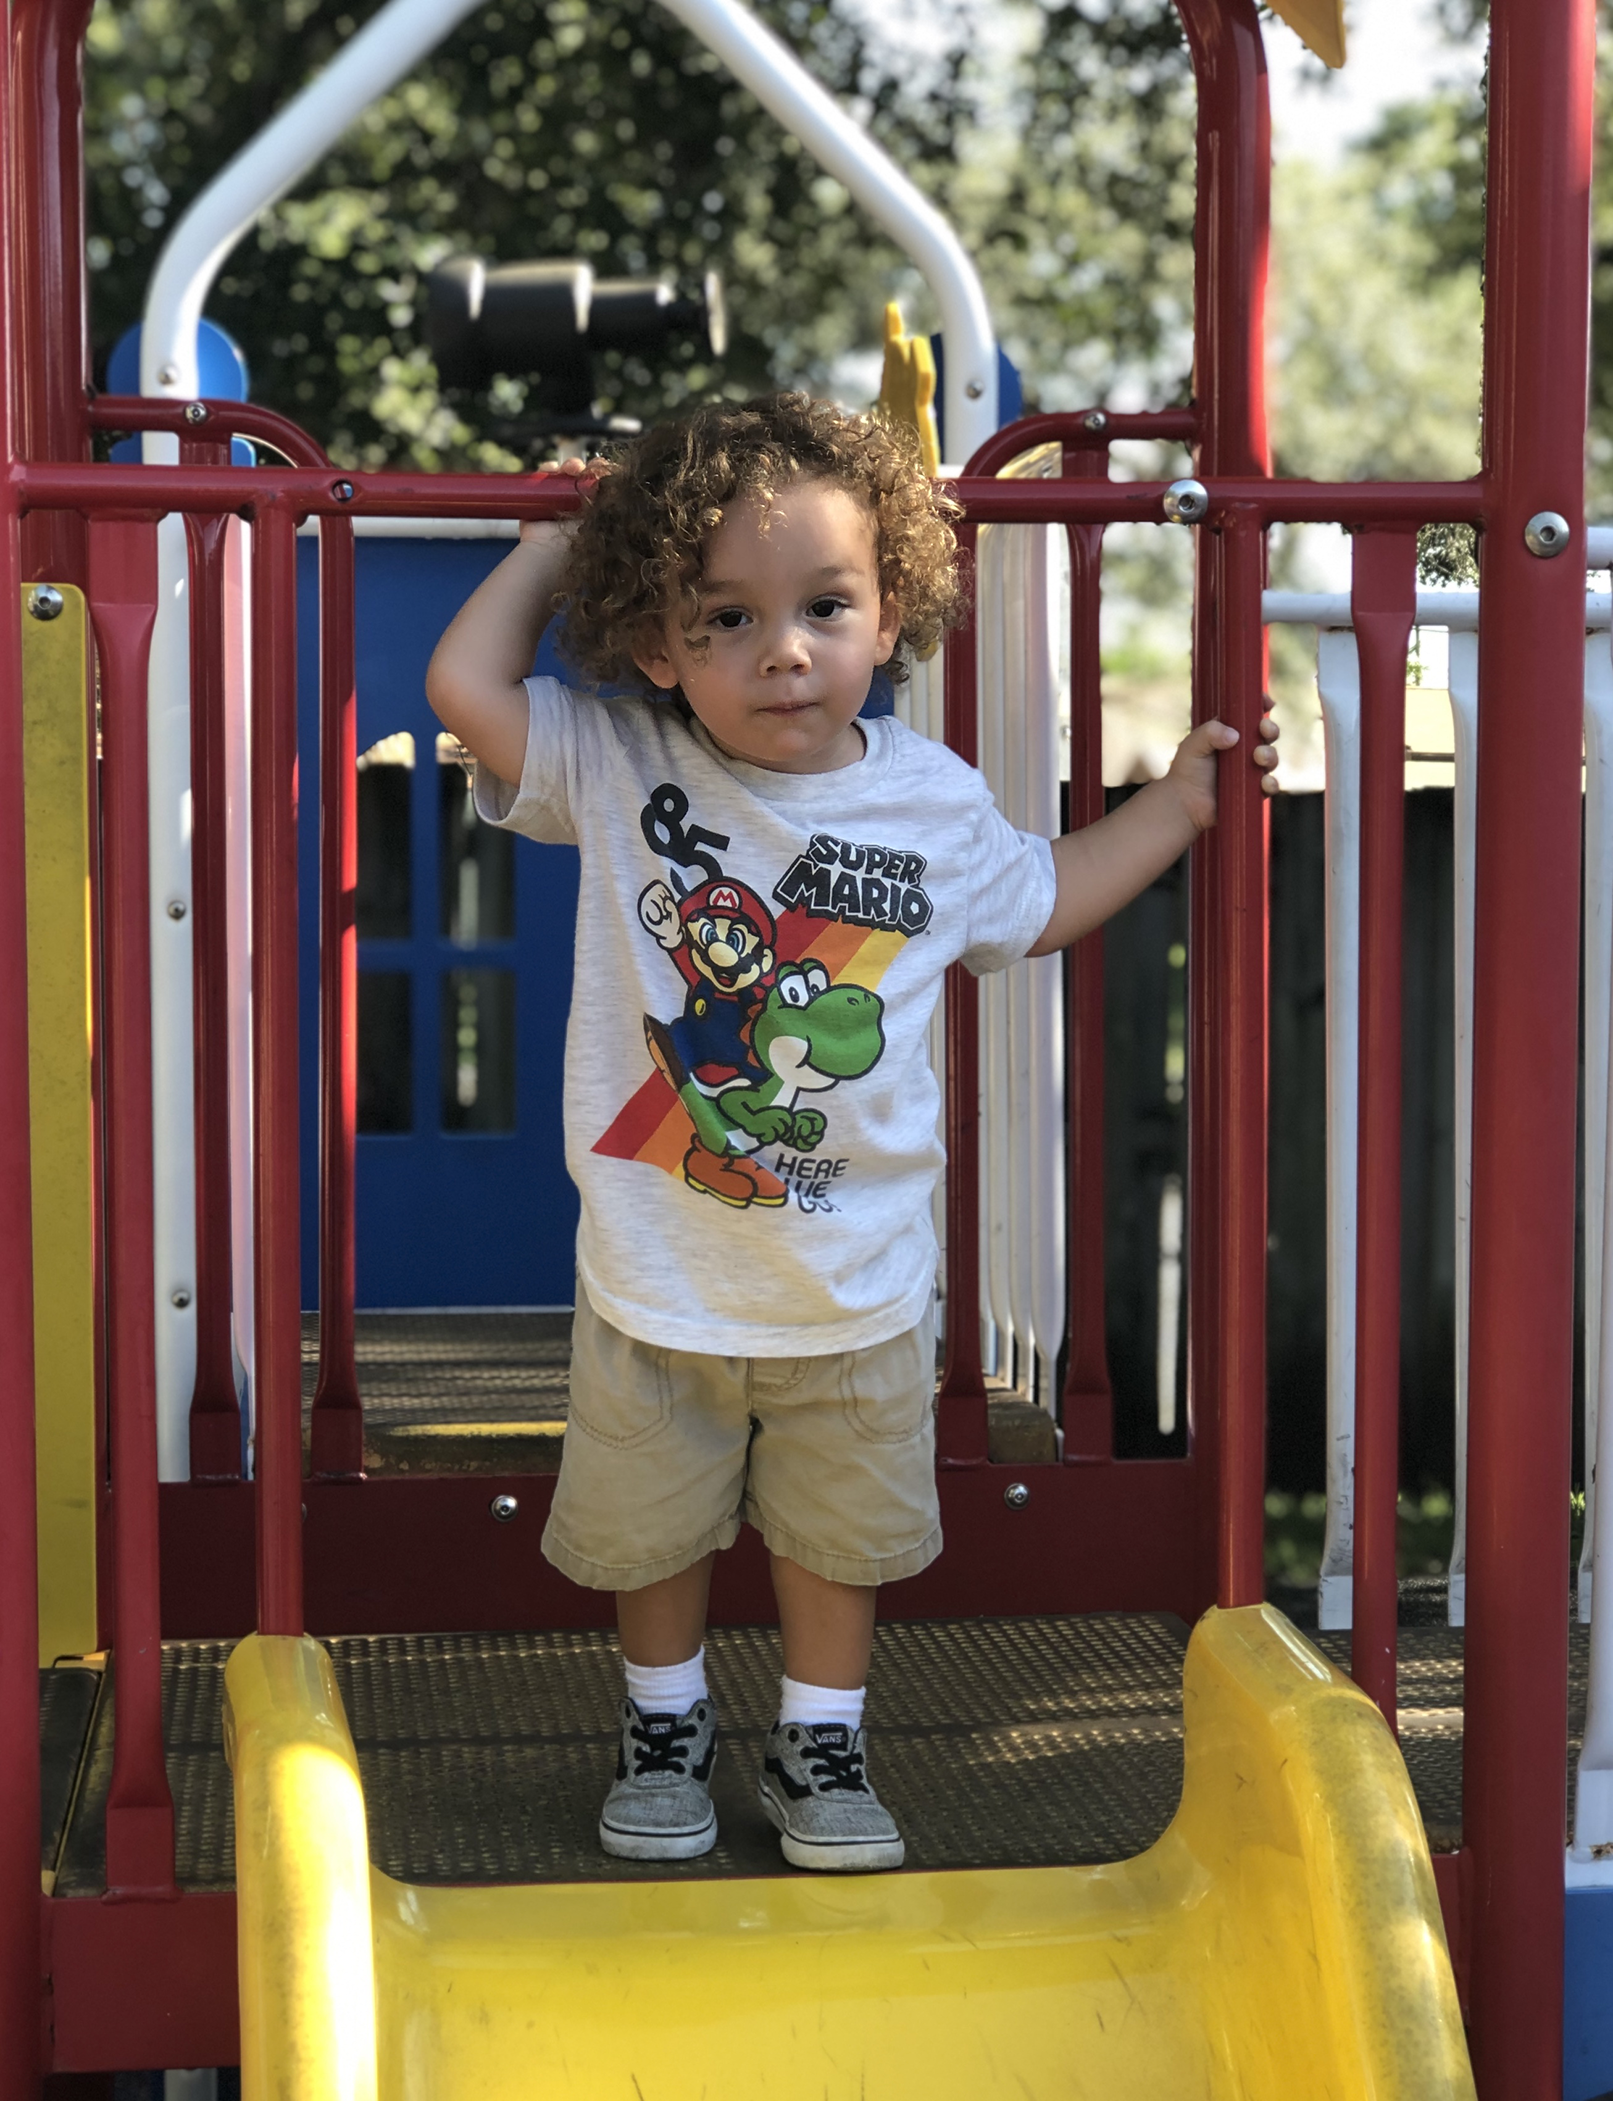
[{"x1": 543, "y1": 1289, "x2": 941, "y2": 1592}]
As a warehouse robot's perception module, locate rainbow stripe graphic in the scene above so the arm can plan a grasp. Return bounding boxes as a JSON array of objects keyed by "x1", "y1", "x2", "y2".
[{"x1": 592, "y1": 906, "x2": 908, "y2": 1172}]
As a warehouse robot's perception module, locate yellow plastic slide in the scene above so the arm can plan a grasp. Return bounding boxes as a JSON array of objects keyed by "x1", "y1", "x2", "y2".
[{"x1": 224, "y1": 1604, "x2": 1474, "y2": 2099}]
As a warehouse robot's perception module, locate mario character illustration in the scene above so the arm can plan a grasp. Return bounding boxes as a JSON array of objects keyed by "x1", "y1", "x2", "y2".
[
  {"x1": 644, "y1": 960, "x2": 887, "y2": 1209},
  {"x1": 637, "y1": 876, "x2": 777, "y2": 1088}
]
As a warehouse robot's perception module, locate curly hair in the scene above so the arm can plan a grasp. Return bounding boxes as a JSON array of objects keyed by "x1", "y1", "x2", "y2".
[{"x1": 552, "y1": 392, "x2": 963, "y2": 689}]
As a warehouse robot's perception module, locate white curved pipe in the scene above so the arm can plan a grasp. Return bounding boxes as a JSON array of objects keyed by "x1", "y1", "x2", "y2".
[
  {"x1": 140, "y1": 0, "x2": 487, "y2": 399},
  {"x1": 658, "y1": 0, "x2": 997, "y2": 462}
]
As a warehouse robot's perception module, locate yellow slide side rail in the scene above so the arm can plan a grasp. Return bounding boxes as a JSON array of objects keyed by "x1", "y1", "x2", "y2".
[
  {"x1": 24, "y1": 583, "x2": 97, "y2": 1665},
  {"x1": 226, "y1": 1606, "x2": 1473, "y2": 2100}
]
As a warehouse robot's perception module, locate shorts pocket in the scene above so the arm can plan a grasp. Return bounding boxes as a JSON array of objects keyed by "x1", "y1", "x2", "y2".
[
  {"x1": 568, "y1": 1299, "x2": 673, "y2": 1450},
  {"x1": 841, "y1": 1318, "x2": 933, "y2": 1446}
]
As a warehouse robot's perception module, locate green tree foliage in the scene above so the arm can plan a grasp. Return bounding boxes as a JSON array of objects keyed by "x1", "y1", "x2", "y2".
[{"x1": 85, "y1": 0, "x2": 1199, "y2": 469}]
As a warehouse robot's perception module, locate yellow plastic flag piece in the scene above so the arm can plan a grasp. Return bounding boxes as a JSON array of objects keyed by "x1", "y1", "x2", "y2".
[
  {"x1": 876, "y1": 302, "x2": 941, "y2": 477},
  {"x1": 1267, "y1": 0, "x2": 1346, "y2": 69}
]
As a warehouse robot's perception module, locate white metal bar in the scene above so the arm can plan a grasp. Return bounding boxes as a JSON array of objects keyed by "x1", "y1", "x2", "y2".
[
  {"x1": 658, "y1": 0, "x2": 997, "y2": 461},
  {"x1": 1315, "y1": 629, "x2": 1362, "y2": 1631},
  {"x1": 1445, "y1": 631, "x2": 1479, "y2": 1627},
  {"x1": 1264, "y1": 589, "x2": 1613, "y2": 631},
  {"x1": 1580, "y1": 638, "x2": 1613, "y2": 1625},
  {"x1": 1572, "y1": 616, "x2": 1613, "y2": 1862}
]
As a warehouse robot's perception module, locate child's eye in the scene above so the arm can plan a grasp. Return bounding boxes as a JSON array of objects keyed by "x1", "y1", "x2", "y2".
[
  {"x1": 708, "y1": 607, "x2": 749, "y2": 631},
  {"x1": 807, "y1": 597, "x2": 847, "y2": 621}
]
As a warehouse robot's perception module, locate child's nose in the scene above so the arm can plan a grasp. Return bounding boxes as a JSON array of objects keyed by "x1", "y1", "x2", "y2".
[{"x1": 759, "y1": 621, "x2": 811, "y2": 674}]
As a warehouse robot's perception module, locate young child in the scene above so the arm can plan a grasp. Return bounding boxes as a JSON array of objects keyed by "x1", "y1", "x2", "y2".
[{"x1": 427, "y1": 392, "x2": 1277, "y2": 1874}]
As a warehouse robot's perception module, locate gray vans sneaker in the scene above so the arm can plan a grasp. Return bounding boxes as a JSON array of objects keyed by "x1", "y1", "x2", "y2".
[
  {"x1": 598, "y1": 1697, "x2": 719, "y2": 1861},
  {"x1": 758, "y1": 1720, "x2": 905, "y2": 1872}
]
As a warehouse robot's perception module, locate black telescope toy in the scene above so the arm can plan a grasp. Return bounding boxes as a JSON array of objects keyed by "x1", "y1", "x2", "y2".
[{"x1": 426, "y1": 256, "x2": 727, "y2": 414}]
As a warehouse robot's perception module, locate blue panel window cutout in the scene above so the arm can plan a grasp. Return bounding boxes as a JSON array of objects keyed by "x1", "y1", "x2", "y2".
[
  {"x1": 442, "y1": 969, "x2": 517, "y2": 1133},
  {"x1": 439, "y1": 747, "x2": 515, "y2": 943},
  {"x1": 358, "y1": 973, "x2": 412, "y2": 1134}
]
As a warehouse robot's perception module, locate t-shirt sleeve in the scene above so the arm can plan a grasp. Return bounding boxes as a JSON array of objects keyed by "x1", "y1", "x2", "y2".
[
  {"x1": 959, "y1": 788, "x2": 1058, "y2": 975},
  {"x1": 471, "y1": 675, "x2": 582, "y2": 845}
]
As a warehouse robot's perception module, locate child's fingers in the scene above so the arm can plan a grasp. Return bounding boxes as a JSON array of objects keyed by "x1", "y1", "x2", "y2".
[
  {"x1": 1259, "y1": 712, "x2": 1280, "y2": 743},
  {"x1": 1189, "y1": 718, "x2": 1239, "y2": 751}
]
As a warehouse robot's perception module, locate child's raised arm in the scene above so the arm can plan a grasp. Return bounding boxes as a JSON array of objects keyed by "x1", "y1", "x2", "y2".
[
  {"x1": 425, "y1": 463, "x2": 592, "y2": 786},
  {"x1": 1025, "y1": 713, "x2": 1279, "y2": 956}
]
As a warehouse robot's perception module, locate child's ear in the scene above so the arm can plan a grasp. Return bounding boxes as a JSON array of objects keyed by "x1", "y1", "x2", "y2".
[
  {"x1": 631, "y1": 624, "x2": 681, "y2": 692},
  {"x1": 876, "y1": 594, "x2": 904, "y2": 663}
]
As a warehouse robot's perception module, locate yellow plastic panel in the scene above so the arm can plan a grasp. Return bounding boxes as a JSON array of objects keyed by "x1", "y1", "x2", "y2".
[
  {"x1": 1268, "y1": 0, "x2": 1346, "y2": 68},
  {"x1": 23, "y1": 583, "x2": 97, "y2": 1665},
  {"x1": 228, "y1": 1608, "x2": 1474, "y2": 2101}
]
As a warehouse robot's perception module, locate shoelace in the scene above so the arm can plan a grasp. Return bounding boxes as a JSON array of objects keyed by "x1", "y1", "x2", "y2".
[
  {"x1": 803, "y1": 1740, "x2": 870, "y2": 1794},
  {"x1": 631, "y1": 1715, "x2": 699, "y2": 1777}
]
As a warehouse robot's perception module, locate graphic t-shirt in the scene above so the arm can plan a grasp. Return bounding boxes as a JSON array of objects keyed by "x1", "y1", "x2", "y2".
[{"x1": 475, "y1": 678, "x2": 1057, "y2": 1356}]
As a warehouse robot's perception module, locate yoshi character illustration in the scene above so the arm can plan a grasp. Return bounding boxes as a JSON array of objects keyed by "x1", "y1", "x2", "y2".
[{"x1": 644, "y1": 960, "x2": 886, "y2": 1210}]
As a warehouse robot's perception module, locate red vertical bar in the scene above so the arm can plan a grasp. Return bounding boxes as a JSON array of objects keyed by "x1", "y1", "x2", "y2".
[
  {"x1": 309, "y1": 515, "x2": 362, "y2": 1476},
  {"x1": 1349, "y1": 528, "x2": 1416, "y2": 1727},
  {"x1": 937, "y1": 519, "x2": 987, "y2": 1463},
  {"x1": 89, "y1": 519, "x2": 177, "y2": 1897},
  {"x1": 1464, "y1": 1, "x2": 1592, "y2": 2090},
  {"x1": 10, "y1": 0, "x2": 93, "y2": 587},
  {"x1": 0, "y1": 1, "x2": 45, "y2": 2077},
  {"x1": 1175, "y1": 0, "x2": 1272, "y2": 1609},
  {"x1": 250, "y1": 503, "x2": 304, "y2": 1635},
  {"x1": 1061, "y1": 445, "x2": 1115, "y2": 1458},
  {"x1": 183, "y1": 493, "x2": 242, "y2": 1479}
]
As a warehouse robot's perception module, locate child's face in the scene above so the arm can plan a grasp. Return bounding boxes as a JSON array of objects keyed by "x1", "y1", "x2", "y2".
[{"x1": 632, "y1": 478, "x2": 903, "y2": 774}]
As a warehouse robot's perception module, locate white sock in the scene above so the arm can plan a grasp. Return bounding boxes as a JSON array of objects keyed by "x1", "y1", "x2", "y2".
[
  {"x1": 778, "y1": 1675, "x2": 866, "y2": 1731},
  {"x1": 623, "y1": 1648, "x2": 708, "y2": 1716}
]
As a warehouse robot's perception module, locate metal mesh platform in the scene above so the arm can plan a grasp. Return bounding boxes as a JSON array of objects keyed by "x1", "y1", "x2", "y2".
[
  {"x1": 52, "y1": 1605, "x2": 1589, "y2": 1895},
  {"x1": 301, "y1": 1312, "x2": 572, "y2": 1473}
]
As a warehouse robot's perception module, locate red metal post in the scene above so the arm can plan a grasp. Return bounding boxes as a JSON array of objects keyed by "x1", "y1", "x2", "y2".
[
  {"x1": 250, "y1": 504, "x2": 305, "y2": 1634},
  {"x1": 0, "y1": 0, "x2": 45, "y2": 2079},
  {"x1": 1061, "y1": 446, "x2": 1115, "y2": 1459},
  {"x1": 183, "y1": 489, "x2": 242, "y2": 1479},
  {"x1": 310, "y1": 516, "x2": 362, "y2": 1475},
  {"x1": 9, "y1": 0, "x2": 93, "y2": 587},
  {"x1": 1348, "y1": 528, "x2": 1417, "y2": 1727},
  {"x1": 1174, "y1": 0, "x2": 1272, "y2": 1608},
  {"x1": 89, "y1": 519, "x2": 177, "y2": 1898},
  {"x1": 1463, "y1": 0, "x2": 1593, "y2": 2089},
  {"x1": 937, "y1": 520, "x2": 988, "y2": 1462}
]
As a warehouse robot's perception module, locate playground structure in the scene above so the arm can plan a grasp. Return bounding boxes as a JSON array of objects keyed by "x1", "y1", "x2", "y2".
[{"x1": 0, "y1": 0, "x2": 1600, "y2": 2096}]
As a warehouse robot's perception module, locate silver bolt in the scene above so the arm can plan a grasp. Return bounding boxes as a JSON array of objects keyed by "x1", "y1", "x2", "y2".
[
  {"x1": 331, "y1": 479, "x2": 355, "y2": 503},
  {"x1": 166, "y1": 898, "x2": 187, "y2": 920},
  {"x1": 158, "y1": 363, "x2": 180, "y2": 386},
  {"x1": 1003, "y1": 1481, "x2": 1030, "y2": 1510},
  {"x1": 1162, "y1": 478, "x2": 1210, "y2": 526},
  {"x1": 1524, "y1": 510, "x2": 1571, "y2": 559},
  {"x1": 964, "y1": 380, "x2": 984, "y2": 400},
  {"x1": 1083, "y1": 409, "x2": 1109, "y2": 434},
  {"x1": 183, "y1": 401, "x2": 209, "y2": 425},
  {"x1": 171, "y1": 1288, "x2": 191, "y2": 1309},
  {"x1": 27, "y1": 585, "x2": 63, "y2": 622},
  {"x1": 490, "y1": 1493, "x2": 518, "y2": 1522}
]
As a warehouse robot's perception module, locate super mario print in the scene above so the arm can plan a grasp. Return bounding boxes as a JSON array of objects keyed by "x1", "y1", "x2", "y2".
[{"x1": 592, "y1": 782, "x2": 933, "y2": 1213}]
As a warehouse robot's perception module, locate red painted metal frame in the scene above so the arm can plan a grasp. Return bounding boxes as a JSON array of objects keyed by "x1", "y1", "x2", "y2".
[
  {"x1": 1060, "y1": 449, "x2": 1115, "y2": 1461},
  {"x1": 1462, "y1": 2, "x2": 1594, "y2": 2090},
  {"x1": 182, "y1": 489, "x2": 243, "y2": 1479},
  {"x1": 935, "y1": 521, "x2": 987, "y2": 1463},
  {"x1": 1348, "y1": 529, "x2": 1417, "y2": 1727},
  {"x1": 0, "y1": 7, "x2": 42, "y2": 2090},
  {"x1": 10, "y1": 0, "x2": 93, "y2": 590},
  {"x1": 310, "y1": 512, "x2": 362, "y2": 1475},
  {"x1": 86, "y1": 520, "x2": 176, "y2": 1901},
  {"x1": 250, "y1": 504, "x2": 305, "y2": 1637}
]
